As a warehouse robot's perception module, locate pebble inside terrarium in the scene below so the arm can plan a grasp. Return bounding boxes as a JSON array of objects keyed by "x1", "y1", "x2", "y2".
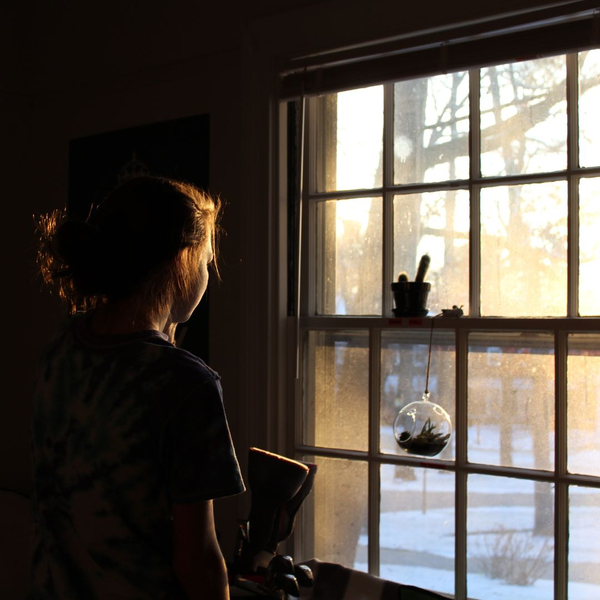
[{"x1": 393, "y1": 392, "x2": 452, "y2": 457}]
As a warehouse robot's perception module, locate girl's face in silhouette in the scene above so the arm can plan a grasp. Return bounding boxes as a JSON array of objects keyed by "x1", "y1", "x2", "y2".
[{"x1": 171, "y1": 235, "x2": 213, "y2": 325}]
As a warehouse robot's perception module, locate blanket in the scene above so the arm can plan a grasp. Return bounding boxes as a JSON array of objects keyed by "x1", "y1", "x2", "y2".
[{"x1": 299, "y1": 559, "x2": 453, "y2": 600}]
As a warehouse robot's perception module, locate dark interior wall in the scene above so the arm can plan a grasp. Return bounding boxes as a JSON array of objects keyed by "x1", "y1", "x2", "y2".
[
  {"x1": 1, "y1": 1, "x2": 35, "y2": 498},
  {"x1": 1, "y1": 97, "x2": 34, "y2": 497},
  {"x1": 1, "y1": 0, "x2": 552, "y2": 558}
]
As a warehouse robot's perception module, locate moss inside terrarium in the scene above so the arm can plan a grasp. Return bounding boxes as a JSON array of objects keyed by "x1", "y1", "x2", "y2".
[{"x1": 396, "y1": 417, "x2": 450, "y2": 457}]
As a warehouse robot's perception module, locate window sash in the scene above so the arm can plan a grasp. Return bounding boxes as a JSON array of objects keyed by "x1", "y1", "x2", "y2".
[
  {"x1": 295, "y1": 319, "x2": 600, "y2": 598},
  {"x1": 287, "y1": 47, "x2": 600, "y2": 599},
  {"x1": 300, "y1": 56, "x2": 600, "y2": 320}
]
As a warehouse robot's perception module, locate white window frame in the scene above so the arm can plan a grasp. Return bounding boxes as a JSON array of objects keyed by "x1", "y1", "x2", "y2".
[{"x1": 283, "y1": 50, "x2": 600, "y2": 600}]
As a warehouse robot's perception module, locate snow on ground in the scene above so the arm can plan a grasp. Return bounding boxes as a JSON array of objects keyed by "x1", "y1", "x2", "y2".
[
  {"x1": 352, "y1": 425, "x2": 600, "y2": 598},
  {"x1": 356, "y1": 562, "x2": 600, "y2": 600}
]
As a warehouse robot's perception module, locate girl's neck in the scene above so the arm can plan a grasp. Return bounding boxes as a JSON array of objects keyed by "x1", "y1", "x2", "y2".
[{"x1": 89, "y1": 299, "x2": 169, "y2": 338}]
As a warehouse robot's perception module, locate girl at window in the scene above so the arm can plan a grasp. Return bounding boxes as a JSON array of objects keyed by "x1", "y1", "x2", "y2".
[{"x1": 31, "y1": 176, "x2": 244, "y2": 599}]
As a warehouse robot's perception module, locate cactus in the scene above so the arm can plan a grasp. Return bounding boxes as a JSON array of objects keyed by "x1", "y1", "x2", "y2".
[{"x1": 415, "y1": 254, "x2": 430, "y2": 282}]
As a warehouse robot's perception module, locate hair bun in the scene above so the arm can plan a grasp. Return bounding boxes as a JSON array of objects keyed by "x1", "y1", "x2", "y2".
[
  {"x1": 36, "y1": 176, "x2": 220, "y2": 312},
  {"x1": 54, "y1": 220, "x2": 102, "y2": 269}
]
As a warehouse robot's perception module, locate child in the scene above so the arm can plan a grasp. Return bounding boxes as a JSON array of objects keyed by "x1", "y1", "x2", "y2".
[{"x1": 31, "y1": 176, "x2": 245, "y2": 599}]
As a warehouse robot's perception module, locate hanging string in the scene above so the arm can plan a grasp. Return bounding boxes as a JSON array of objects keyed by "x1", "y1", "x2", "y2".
[{"x1": 424, "y1": 313, "x2": 442, "y2": 397}]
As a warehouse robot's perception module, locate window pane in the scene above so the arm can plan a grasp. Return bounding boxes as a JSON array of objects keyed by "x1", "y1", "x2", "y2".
[
  {"x1": 579, "y1": 177, "x2": 600, "y2": 316},
  {"x1": 467, "y1": 475, "x2": 554, "y2": 599},
  {"x1": 468, "y1": 332, "x2": 555, "y2": 470},
  {"x1": 394, "y1": 71, "x2": 469, "y2": 185},
  {"x1": 314, "y1": 87, "x2": 383, "y2": 192},
  {"x1": 381, "y1": 329, "x2": 455, "y2": 461},
  {"x1": 298, "y1": 455, "x2": 368, "y2": 570},
  {"x1": 379, "y1": 465, "x2": 455, "y2": 596},
  {"x1": 568, "y1": 334, "x2": 600, "y2": 476},
  {"x1": 316, "y1": 198, "x2": 382, "y2": 315},
  {"x1": 569, "y1": 486, "x2": 600, "y2": 597},
  {"x1": 304, "y1": 331, "x2": 369, "y2": 451},
  {"x1": 393, "y1": 190, "x2": 469, "y2": 315},
  {"x1": 480, "y1": 181, "x2": 567, "y2": 317},
  {"x1": 579, "y1": 50, "x2": 600, "y2": 168},
  {"x1": 481, "y1": 56, "x2": 566, "y2": 177}
]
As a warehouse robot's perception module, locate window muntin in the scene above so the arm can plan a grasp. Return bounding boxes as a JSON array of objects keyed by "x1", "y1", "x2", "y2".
[{"x1": 294, "y1": 48, "x2": 600, "y2": 599}]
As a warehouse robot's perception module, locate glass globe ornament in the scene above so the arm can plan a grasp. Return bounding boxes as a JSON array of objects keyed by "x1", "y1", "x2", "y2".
[{"x1": 393, "y1": 392, "x2": 452, "y2": 457}]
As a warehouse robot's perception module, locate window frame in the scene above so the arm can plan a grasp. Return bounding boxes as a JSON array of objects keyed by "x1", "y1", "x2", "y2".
[{"x1": 284, "y1": 47, "x2": 600, "y2": 599}]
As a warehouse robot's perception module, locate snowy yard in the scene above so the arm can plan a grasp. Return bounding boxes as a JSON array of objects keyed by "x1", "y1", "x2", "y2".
[{"x1": 352, "y1": 425, "x2": 600, "y2": 599}]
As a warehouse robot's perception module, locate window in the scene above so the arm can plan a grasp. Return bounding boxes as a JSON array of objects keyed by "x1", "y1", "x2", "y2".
[{"x1": 287, "y1": 46, "x2": 600, "y2": 599}]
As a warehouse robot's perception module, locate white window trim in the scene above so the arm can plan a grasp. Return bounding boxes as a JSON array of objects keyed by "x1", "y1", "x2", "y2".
[{"x1": 282, "y1": 51, "x2": 600, "y2": 599}]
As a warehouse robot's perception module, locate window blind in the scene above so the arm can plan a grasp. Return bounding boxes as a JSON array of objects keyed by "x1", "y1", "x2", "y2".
[{"x1": 279, "y1": 0, "x2": 600, "y2": 99}]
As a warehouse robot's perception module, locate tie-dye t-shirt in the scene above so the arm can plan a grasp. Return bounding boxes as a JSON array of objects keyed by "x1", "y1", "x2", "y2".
[{"x1": 30, "y1": 312, "x2": 245, "y2": 599}]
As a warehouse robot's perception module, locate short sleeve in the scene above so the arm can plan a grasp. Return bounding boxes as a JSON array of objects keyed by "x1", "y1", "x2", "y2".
[{"x1": 162, "y1": 377, "x2": 245, "y2": 503}]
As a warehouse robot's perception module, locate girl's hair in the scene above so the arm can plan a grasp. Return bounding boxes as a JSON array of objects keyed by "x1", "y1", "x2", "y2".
[{"x1": 36, "y1": 176, "x2": 222, "y2": 314}]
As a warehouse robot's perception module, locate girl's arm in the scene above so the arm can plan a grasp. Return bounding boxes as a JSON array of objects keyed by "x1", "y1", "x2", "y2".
[{"x1": 172, "y1": 500, "x2": 230, "y2": 600}]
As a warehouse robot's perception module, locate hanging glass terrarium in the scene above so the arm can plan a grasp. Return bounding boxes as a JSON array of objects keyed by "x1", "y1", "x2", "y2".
[
  {"x1": 393, "y1": 391, "x2": 452, "y2": 457},
  {"x1": 392, "y1": 315, "x2": 452, "y2": 457}
]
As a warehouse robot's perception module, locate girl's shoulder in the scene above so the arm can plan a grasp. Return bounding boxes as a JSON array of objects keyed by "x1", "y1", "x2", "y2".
[{"x1": 158, "y1": 343, "x2": 221, "y2": 384}]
